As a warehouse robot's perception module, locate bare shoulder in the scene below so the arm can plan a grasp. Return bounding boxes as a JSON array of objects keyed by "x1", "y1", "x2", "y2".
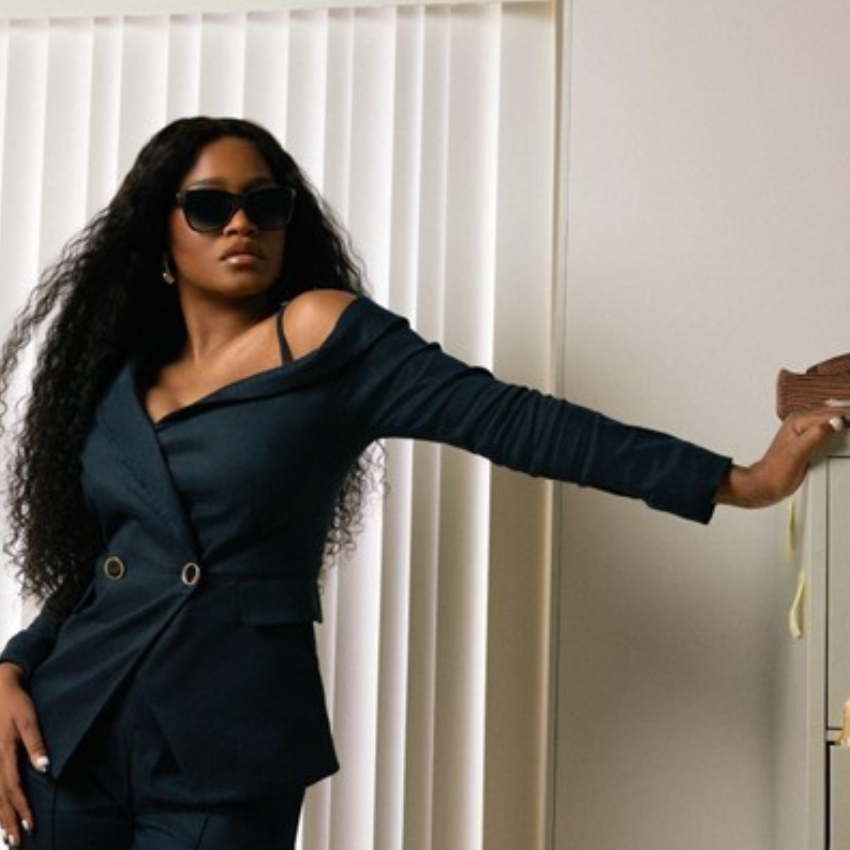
[{"x1": 283, "y1": 289, "x2": 359, "y2": 360}]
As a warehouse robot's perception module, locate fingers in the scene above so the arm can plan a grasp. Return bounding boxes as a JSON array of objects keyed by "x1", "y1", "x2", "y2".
[
  {"x1": 0, "y1": 723, "x2": 36, "y2": 847},
  {"x1": 766, "y1": 409, "x2": 846, "y2": 497},
  {"x1": 16, "y1": 714, "x2": 49, "y2": 777},
  {"x1": 0, "y1": 751, "x2": 33, "y2": 849},
  {"x1": 0, "y1": 679, "x2": 44, "y2": 847},
  {"x1": 785, "y1": 408, "x2": 847, "y2": 446}
]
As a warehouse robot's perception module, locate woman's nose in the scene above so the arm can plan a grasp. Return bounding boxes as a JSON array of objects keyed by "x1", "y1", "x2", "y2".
[{"x1": 224, "y1": 206, "x2": 259, "y2": 235}]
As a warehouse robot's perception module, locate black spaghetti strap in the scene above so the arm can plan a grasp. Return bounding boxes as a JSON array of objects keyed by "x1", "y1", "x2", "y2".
[{"x1": 276, "y1": 303, "x2": 294, "y2": 365}]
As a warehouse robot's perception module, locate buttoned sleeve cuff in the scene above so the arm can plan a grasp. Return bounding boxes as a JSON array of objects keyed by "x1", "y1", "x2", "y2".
[
  {"x1": 0, "y1": 611, "x2": 62, "y2": 683},
  {"x1": 640, "y1": 447, "x2": 732, "y2": 524}
]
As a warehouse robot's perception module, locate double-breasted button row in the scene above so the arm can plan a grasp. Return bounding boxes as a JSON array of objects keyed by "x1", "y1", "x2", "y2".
[
  {"x1": 101, "y1": 556, "x2": 202, "y2": 587},
  {"x1": 103, "y1": 555, "x2": 126, "y2": 580},
  {"x1": 181, "y1": 562, "x2": 201, "y2": 587}
]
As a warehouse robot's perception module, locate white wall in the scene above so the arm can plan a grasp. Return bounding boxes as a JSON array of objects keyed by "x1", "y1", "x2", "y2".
[{"x1": 553, "y1": 1, "x2": 850, "y2": 848}]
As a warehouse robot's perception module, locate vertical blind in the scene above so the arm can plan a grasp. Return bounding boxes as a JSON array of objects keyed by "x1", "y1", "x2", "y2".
[{"x1": 0, "y1": 6, "x2": 556, "y2": 848}]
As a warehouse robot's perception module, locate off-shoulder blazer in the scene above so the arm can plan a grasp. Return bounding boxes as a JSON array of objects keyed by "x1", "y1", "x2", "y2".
[{"x1": 0, "y1": 298, "x2": 730, "y2": 800}]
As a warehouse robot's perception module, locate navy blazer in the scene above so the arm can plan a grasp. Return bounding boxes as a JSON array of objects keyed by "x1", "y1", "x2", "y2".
[{"x1": 0, "y1": 298, "x2": 730, "y2": 800}]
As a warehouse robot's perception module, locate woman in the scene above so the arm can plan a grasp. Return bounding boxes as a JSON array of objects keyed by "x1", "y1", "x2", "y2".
[{"x1": 0, "y1": 116, "x2": 839, "y2": 849}]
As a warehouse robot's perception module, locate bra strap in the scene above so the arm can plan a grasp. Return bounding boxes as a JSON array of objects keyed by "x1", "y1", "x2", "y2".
[{"x1": 276, "y1": 303, "x2": 294, "y2": 365}]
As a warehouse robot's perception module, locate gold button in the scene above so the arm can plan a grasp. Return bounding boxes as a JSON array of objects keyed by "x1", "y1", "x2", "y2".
[
  {"x1": 103, "y1": 556, "x2": 126, "y2": 581},
  {"x1": 181, "y1": 563, "x2": 201, "y2": 587}
]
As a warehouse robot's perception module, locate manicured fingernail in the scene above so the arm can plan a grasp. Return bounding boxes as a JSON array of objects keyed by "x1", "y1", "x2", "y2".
[
  {"x1": 35, "y1": 754, "x2": 50, "y2": 772},
  {"x1": 830, "y1": 416, "x2": 846, "y2": 432},
  {"x1": 21, "y1": 818, "x2": 31, "y2": 833}
]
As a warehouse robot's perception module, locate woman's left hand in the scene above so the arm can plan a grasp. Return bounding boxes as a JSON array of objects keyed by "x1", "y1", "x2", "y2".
[{"x1": 714, "y1": 408, "x2": 846, "y2": 508}]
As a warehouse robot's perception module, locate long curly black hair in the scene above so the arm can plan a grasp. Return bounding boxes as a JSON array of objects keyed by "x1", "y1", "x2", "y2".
[{"x1": 0, "y1": 116, "x2": 375, "y2": 617}]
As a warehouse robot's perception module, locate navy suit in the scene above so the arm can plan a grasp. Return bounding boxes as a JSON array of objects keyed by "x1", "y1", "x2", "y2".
[{"x1": 0, "y1": 298, "x2": 731, "y2": 800}]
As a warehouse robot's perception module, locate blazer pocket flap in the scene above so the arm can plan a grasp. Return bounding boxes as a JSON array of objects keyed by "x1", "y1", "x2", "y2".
[{"x1": 239, "y1": 579, "x2": 323, "y2": 625}]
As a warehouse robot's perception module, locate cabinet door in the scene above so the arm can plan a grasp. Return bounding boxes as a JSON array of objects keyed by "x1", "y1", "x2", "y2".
[
  {"x1": 828, "y1": 459, "x2": 850, "y2": 730},
  {"x1": 831, "y1": 747, "x2": 850, "y2": 849}
]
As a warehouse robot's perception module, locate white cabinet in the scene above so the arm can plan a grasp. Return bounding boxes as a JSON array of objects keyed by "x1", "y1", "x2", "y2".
[
  {"x1": 828, "y1": 461, "x2": 850, "y2": 735},
  {"x1": 776, "y1": 444, "x2": 850, "y2": 849},
  {"x1": 832, "y1": 748, "x2": 850, "y2": 847}
]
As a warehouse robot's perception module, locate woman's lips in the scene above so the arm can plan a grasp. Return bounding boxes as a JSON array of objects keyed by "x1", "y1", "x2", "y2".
[
  {"x1": 221, "y1": 242, "x2": 263, "y2": 266},
  {"x1": 220, "y1": 242, "x2": 263, "y2": 262}
]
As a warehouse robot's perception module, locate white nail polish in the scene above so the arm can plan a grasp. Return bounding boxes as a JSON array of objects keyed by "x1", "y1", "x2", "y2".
[
  {"x1": 35, "y1": 754, "x2": 50, "y2": 772},
  {"x1": 20, "y1": 818, "x2": 31, "y2": 833}
]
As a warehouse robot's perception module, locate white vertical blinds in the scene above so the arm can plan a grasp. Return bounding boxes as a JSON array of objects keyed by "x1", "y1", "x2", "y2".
[
  {"x1": 0, "y1": 6, "x2": 556, "y2": 848},
  {"x1": 3, "y1": 0, "x2": 544, "y2": 19}
]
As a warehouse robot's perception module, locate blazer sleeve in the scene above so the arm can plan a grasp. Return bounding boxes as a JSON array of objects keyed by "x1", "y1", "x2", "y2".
[
  {"x1": 339, "y1": 303, "x2": 732, "y2": 524},
  {"x1": 0, "y1": 573, "x2": 93, "y2": 680},
  {"x1": 0, "y1": 608, "x2": 63, "y2": 682}
]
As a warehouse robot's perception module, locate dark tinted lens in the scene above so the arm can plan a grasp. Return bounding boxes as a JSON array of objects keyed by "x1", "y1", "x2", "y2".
[
  {"x1": 242, "y1": 186, "x2": 296, "y2": 229},
  {"x1": 182, "y1": 190, "x2": 236, "y2": 232}
]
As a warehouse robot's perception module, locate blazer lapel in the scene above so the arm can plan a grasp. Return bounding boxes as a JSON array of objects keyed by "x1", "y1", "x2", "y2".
[{"x1": 89, "y1": 362, "x2": 200, "y2": 556}]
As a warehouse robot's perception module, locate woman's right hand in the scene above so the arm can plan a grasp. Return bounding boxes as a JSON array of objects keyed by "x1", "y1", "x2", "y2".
[{"x1": 0, "y1": 663, "x2": 48, "y2": 848}]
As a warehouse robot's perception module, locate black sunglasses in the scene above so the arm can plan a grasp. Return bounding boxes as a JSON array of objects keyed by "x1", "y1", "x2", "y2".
[{"x1": 175, "y1": 185, "x2": 297, "y2": 233}]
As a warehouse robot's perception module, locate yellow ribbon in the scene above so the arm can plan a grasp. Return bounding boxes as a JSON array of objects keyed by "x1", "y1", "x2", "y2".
[{"x1": 785, "y1": 497, "x2": 806, "y2": 640}]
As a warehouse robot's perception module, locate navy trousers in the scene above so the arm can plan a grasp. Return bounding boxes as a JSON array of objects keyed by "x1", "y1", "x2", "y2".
[{"x1": 20, "y1": 681, "x2": 304, "y2": 849}]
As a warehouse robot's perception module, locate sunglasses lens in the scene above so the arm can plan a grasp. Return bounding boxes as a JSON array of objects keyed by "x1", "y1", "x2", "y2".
[
  {"x1": 179, "y1": 187, "x2": 296, "y2": 232},
  {"x1": 182, "y1": 190, "x2": 235, "y2": 232},
  {"x1": 242, "y1": 186, "x2": 296, "y2": 229}
]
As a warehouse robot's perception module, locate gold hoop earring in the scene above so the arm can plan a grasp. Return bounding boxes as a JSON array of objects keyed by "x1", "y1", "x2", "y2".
[{"x1": 162, "y1": 255, "x2": 176, "y2": 285}]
